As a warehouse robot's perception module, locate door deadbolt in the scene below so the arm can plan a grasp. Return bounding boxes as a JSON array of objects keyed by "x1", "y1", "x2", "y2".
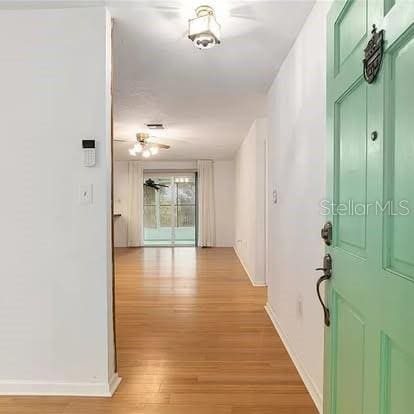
[{"x1": 321, "y1": 222, "x2": 333, "y2": 246}]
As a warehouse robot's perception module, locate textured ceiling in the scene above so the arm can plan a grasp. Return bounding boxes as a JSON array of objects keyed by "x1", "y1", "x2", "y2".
[
  {"x1": 7, "y1": 0, "x2": 314, "y2": 160},
  {"x1": 111, "y1": 0, "x2": 315, "y2": 161},
  {"x1": 1, "y1": 1, "x2": 315, "y2": 160}
]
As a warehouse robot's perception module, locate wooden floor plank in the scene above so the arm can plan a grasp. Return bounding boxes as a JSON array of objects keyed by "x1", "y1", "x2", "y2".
[{"x1": 0, "y1": 247, "x2": 317, "y2": 413}]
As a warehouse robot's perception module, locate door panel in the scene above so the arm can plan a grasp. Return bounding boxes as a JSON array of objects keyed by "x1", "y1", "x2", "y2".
[
  {"x1": 384, "y1": 0, "x2": 395, "y2": 16},
  {"x1": 380, "y1": 334, "x2": 414, "y2": 414},
  {"x1": 331, "y1": 293, "x2": 365, "y2": 414},
  {"x1": 326, "y1": 1, "x2": 414, "y2": 413},
  {"x1": 380, "y1": 22, "x2": 414, "y2": 414},
  {"x1": 144, "y1": 177, "x2": 174, "y2": 245},
  {"x1": 333, "y1": 0, "x2": 371, "y2": 84},
  {"x1": 385, "y1": 32, "x2": 414, "y2": 279},
  {"x1": 175, "y1": 179, "x2": 196, "y2": 244},
  {"x1": 336, "y1": 0, "x2": 368, "y2": 68},
  {"x1": 335, "y1": 81, "x2": 367, "y2": 257}
]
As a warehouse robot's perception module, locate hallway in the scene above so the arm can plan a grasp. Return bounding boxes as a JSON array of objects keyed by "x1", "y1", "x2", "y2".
[
  {"x1": 0, "y1": 248, "x2": 317, "y2": 414},
  {"x1": 114, "y1": 247, "x2": 317, "y2": 413}
]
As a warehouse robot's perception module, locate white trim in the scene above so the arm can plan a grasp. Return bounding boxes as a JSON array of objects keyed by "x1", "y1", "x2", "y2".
[
  {"x1": 265, "y1": 303, "x2": 323, "y2": 413},
  {"x1": 108, "y1": 372, "x2": 122, "y2": 395},
  {"x1": 233, "y1": 246, "x2": 266, "y2": 287},
  {"x1": 0, "y1": 373, "x2": 122, "y2": 397},
  {"x1": 264, "y1": 134, "x2": 269, "y2": 287}
]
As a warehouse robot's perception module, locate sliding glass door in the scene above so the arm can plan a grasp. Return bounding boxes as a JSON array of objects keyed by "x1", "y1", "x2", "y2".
[{"x1": 143, "y1": 173, "x2": 196, "y2": 246}]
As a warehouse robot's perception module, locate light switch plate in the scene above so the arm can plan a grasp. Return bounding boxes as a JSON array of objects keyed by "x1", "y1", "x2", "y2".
[{"x1": 79, "y1": 184, "x2": 93, "y2": 205}]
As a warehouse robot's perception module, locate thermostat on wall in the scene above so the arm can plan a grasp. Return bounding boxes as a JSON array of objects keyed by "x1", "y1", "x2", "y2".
[{"x1": 82, "y1": 139, "x2": 96, "y2": 167}]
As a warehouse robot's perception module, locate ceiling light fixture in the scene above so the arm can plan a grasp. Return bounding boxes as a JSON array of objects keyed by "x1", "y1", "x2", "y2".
[
  {"x1": 123, "y1": 133, "x2": 171, "y2": 159},
  {"x1": 188, "y1": 5, "x2": 221, "y2": 50}
]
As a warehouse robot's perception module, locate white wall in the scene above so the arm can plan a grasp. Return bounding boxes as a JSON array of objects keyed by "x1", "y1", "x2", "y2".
[
  {"x1": 113, "y1": 161, "x2": 129, "y2": 247},
  {"x1": 214, "y1": 160, "x2": 235, "y2": 247},
  {"x1": 234, "y1": 118, "x2": 267, "y2": 286},
  {"x1": 114, "y1": 160, "x2": 234, "y2": 247},
  {"x1": 265, "y1": 2, "x2": 332, "y2": 411},
  {"x1": 0, "y1": 7, "x2": 117, "y2": 395}
]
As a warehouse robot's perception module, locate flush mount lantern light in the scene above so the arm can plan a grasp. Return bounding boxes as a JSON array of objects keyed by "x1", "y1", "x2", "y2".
[{"x1": 188, "y1": 5, "x2": 221, "y2": 50}]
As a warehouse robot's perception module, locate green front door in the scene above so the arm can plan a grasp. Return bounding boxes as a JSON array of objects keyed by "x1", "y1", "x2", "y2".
[{"x1": 325, "y1": 1, "x2": 414, "y2": 413}]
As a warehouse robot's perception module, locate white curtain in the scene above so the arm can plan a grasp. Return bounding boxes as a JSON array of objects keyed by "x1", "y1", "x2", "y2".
[
  {"x1": 197, "y1": 160, "x2": 216, "y2": 247},
  {"x1": 127, "y1": 161, "x2": 144, "y2": 247}
]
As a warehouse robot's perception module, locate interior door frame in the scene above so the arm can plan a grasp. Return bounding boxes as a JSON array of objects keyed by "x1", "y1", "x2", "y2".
[{"x1": 110, "y1": 17, "x2": 118, "y2": 374}]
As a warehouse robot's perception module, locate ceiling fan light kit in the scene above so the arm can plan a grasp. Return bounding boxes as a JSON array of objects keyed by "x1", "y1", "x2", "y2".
[
  {"x1": 133, "y1": 143, "x2": 143, "y2": 153},
  {"x1": 126, "y1": 132, "x2": 170, "y2": 159},
  {"x1": 149, "y1": 146, "x2": 159, "y2": 155},
  {"x1": 188, "y1": 5, "x2": 221, "y2": 50}
]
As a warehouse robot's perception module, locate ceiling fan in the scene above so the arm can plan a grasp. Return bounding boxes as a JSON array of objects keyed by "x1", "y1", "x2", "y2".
[
  {"x1": 114, "y1": 132, "x2": 170, "y2": 158},
  {"x1": 144, "y1": 178, "x2": 169, "y2": 191}
]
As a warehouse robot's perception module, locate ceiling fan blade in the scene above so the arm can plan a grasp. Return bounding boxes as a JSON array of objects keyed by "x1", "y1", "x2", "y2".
[
  {"x1": 146, "y1": 140, "x2": 170, "y2": 149},
  {"x1": 114, "y1": 138, "x2": 135, "y2": 142},
  {"x1": 115, "y1": 137, "x2": 170, "y2": 150},
  {"x1": 157, "y1": 144, "x2": 170, "y2": 149},
  {"x1": 147, "y1": 142, "x2": 171, "y2": 149}
]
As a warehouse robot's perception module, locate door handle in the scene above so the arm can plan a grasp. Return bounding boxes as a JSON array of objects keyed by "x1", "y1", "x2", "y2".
[{"x1": 316, "y1": 254, "x2": 332, "y2": 327}]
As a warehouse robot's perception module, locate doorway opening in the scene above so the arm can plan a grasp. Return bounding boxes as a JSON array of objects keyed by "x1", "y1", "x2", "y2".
[{"x1": 143, "y1": 171, "x2": 197, "y2": 246}]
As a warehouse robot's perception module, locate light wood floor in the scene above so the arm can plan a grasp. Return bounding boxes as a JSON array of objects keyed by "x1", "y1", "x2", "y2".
[{"x1": 0, "y1": 247, "x2": 317, "y2": 414}]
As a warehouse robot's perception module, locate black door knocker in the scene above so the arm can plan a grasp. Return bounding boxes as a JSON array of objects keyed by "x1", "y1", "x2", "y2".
[{"x1": 363, "y1": 25, "x2": 385, "y2": 84}]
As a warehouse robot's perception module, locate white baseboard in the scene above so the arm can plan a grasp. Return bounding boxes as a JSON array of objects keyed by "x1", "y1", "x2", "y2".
[
  {"x1": 233, "y1": 246, "x2": 266, "y2": 287},
  {"x1": 0, "y1": 373, "x2": 122, "y2": 397},
  {"x1": 265, "y1": 303, "x2": 323, "y2": 413},
  {"x1": 108, "y1": 372, "x2": 122, "y2": 395}
]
